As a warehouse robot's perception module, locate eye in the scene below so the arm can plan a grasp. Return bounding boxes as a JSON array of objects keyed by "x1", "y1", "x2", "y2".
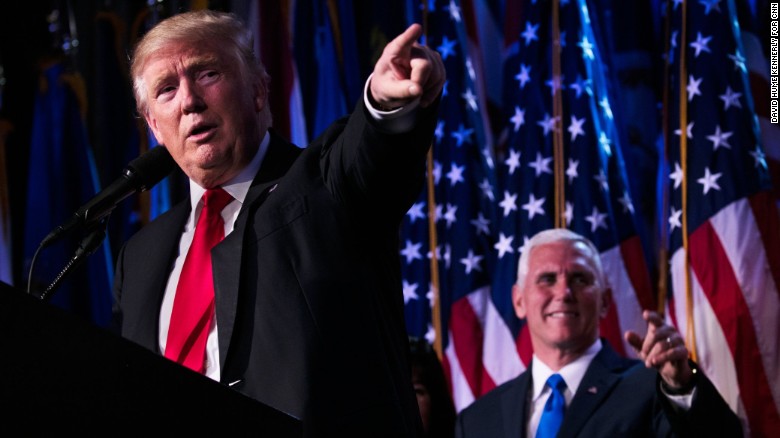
[
  {"x1": 569, "y1": 272, "x2": 593, "y2": 287},
  {"x1": 197, "y1": 69, "x2": 220, "y2": 83},
  {"x1": 155, "y1": 84, "x2": 177, "y2": 101},
  {"x1": 536, "y1": 273, "x2": 557, "y2": 286}
]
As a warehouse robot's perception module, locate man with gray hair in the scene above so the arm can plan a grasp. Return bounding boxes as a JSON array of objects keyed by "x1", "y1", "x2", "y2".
[{"x1": 456, "y1": 228, "x2": 742, "y2": 437}]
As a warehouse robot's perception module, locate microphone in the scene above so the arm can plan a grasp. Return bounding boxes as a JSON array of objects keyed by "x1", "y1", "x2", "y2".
[{"x1": 40, "y1": 146, "x2": 177, "y2": 248}]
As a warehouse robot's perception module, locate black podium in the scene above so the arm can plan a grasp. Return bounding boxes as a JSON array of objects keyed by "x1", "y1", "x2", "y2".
[{"x1": 0, "y1": 282, "x2": 302, "y2": 435}]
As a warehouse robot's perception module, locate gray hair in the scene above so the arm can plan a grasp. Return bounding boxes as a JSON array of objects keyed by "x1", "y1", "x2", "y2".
[
  {"x1": 516, "y1": 228, "x2": 605, "y2": 288},
  {"x1": 130, "y1": 9, "x2": 271, "y2": 119}
]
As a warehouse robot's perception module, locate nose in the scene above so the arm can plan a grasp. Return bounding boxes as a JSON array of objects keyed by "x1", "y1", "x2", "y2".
[
  {"x1": 553, "y1": 279, "x2": 574, "y2": 301},
  {"x1": 180, "y1": 79, "x2": 206, "y2": 114}
]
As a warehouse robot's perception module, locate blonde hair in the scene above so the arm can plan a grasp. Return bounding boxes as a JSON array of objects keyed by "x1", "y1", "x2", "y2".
[{"x1": 130, "y1": 9, "x2": 270, "y2": 118}]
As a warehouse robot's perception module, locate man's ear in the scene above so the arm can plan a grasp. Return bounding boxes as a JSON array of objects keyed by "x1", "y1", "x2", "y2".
[
  {"x1": 145, "y1": 114, "x2": 162, "y2": 144},
  {"x1": 599, "y1": 287, "x2": 612, "y2": 319},
  {"x1": 512, "y1": 283, "x2": 527, "y2": 319},
  {"x1": 253, "y1": 80, "x2": 267, "y2": 113}
]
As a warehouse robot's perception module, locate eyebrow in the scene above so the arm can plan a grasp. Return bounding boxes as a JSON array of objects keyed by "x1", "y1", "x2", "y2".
[{"x1": 149, "y1": 54, "x2": 223, "y2": 93}]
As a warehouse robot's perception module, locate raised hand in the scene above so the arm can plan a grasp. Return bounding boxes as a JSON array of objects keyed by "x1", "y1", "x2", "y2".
[
  {"x1": 370, "y1": 23, "x2": 446, "y2": 109},
  {"x1": 625, "y1": 310, "x2": 694, "y2": 391}
]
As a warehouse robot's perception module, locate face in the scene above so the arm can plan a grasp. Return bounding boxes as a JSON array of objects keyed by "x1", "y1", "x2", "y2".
[
  {"x1": 412, "y1": 367, "x2": 431, "y2": 433},
  {"x1": 513, "y1": 240, "x2": 610, "y2": 358},
  {"x1": 141, "y1": 41, "x2": 266, "y2": 188}
]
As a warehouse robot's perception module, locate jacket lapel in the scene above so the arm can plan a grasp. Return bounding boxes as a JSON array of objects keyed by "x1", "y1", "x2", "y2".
[{"x1": 503, "y1": 372, "x2": 532, "y2": 438}]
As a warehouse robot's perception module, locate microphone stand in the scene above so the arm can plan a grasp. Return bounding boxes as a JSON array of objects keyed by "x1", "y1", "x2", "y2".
[{"x1": 37, "y1": 217, "x2": 109, "y2": 302}]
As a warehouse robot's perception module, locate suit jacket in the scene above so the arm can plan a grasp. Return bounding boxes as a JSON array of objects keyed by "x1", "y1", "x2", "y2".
[
  {"x1": 455, "y1": 342, "x2": 743, "y2": 438},
  {"x1": 113, "y1": 99, "x2": 440, "y2": 436}
]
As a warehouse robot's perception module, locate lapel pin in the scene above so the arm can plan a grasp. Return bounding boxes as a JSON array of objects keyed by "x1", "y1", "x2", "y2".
[{"x1": 588, "y1": 386, "x2": 598, "y2": 394}]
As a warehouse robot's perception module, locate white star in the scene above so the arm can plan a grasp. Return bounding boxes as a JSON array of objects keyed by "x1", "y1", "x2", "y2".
[
  {"x1": 426, "y1": 284, "x2": 435, "y2": 308},
  {"x1": 697, "y1": 167, "x2": 723, "y2": 194},
  {"x1": 479, "y1": 177, "x2": 495, "y2": 201},
  {"x1": 568, "y1": 115, "x2": 586, "y2": 141},
  {"x1": 669, "y1": 162, "x2": 684, "y2": 189},
  {"x1": 505, "y1": 149, "x2": 522, "y2": 175},
  {"x1": 569, "y1": 75, "x2": 591, "y2": 98},
  {"x1": 521, "y1": 21, "x2": 540, "y2": 46},
  {"x1": 443, "y1": 244, "x2": 452, "y2": 269},
  {"x1": 618, "y1": 191, "x2": 635, "y2": 214},
  {"x1": 434, "y1": 120, "x2": 445, "y2": 143},
  {"x1": 451, "y1": 124, "x2": 474, "y2": 147},
  {"x1": 482, "y1": 145, "x2": 495, "y2": 169},
  {"x1": 564, "y1": 201, "x2": 574, "y2": 226},
  {"x1": 599, "y1": 132, "x2": 612, "y2": 156},
  {"x1": 528, "y1": 152, "x2": 553, "y2": 177},
  {"x1": 706, "y1": 125, "x2": 733, "y2": 150},
  {"x1": 728, "y1": 50, "x2": 746, "y2": 72},
  {"x1": 425, "y1": 324, "x2": 436, "y2": 344},
  {"x1": 750, "y1": 147, "x2": 768, "y2": 169},
  {"x1": 675, "y1": 122, "x2": 694, "y2": 139},
  {"x1": 499, "y1": 190, "x2": 518, "y2": 217},
  {"x1": 510, "y1": 106, "x2": 526, "y2": 132},
  {"x1": 579, "y1": 36, "x2": 595, "y2": 60},
  {"x1": 686, "y1": 75, "x2": 703, "y2": 101},
  {"x1": 699, "y1": 0, "x2": 721, "y2": 15},
  {"x1": 400, "y1": 240, "x2": 423, "y2": 264},
  {"x1": 584, "y1": 206, "x2": 608, "y2": 232},
  {"x1": 518, "y1": 235, "x2": 531, "y2": 257},
  {"x1": 593, "y1": 169, "x2": 609, "y2": 191},
  {"x1": 537, "y1": 113, "x2": 560, "y2": 136},
  {"x1": 437, "y1": 36, "x2": 457, "y2": 60},
  {"x1": 599, "y1": 97, "x2": 613, "y2": 120},
  {"x1": 406, "y1": 202, "x2": 426, "y2": 223},
  {"x1": 460, "y1": 250, "x2": 484, "y2": 275},
  {"x1": 443, "y1": 203, "x2": 458, "y2": 228},
  {"x1": 432, "y1": 161, "x2": 442, "y2": 185},
  {"x1": 719, "y1": 86, "x2": 742, "y2": 110},
  {"x1": 465, "y1": 58, "x2": 476, "y2": 81},
  {"x1": 446, "y1": 162, "x2": 466, "y2": 186},
  {"x1": 433, "y1": 203, "x2": 443, "y2": 223},
  {"x1": 668, "y1": 207, "x2": 682, "y2": 231},
  {"x1": 447, "y1": 0, "x2": 462, "y2": 22},
  {"x1": 470, "y1": 212, "x2": 491, "y2": 235},
  {"x1": 690, "y1": 32, "x2": 712, "y2": 57},
  {"x1": 402, "y1": 280, "x2": 419, "y2": 304},
  {"x1": 545, "y1": 75, "x2": 565, "y2": 96},
  {"x1": 522, "y1": 193, "x2": 546, "y2": 220},
  {"x1": 566, "y1": 159, "x2": 579, "y2": 184},
  {"x1": 515, "y1": 64, "x2": 532, "y2": 89},
  {"x1": 494, "y1": 233, "x2": 515, "y2": 259},
  {"x1": 461, "y1": 88, "x2": 478, "y2": 112}
]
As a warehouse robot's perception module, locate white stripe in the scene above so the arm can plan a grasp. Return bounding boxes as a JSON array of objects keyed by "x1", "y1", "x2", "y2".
[
  {"x1": 669, "y1": 247, "x2": 742, "y2": 413},
  {"x1": 708, "y1": 199, "x2": 780, "y2": 414},
  {"x1": 468, "y1": 286, "x2": 525, "y2": 386},
  {"x1": 446, "y1": 331, "x2": 476, "y2": 413},
  {"x1": 600, "y1": 246, "x2": 644, "y2": 358}
]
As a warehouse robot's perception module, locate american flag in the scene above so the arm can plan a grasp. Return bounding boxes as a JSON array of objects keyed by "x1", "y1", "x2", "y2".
[
  {"x1": 663, "y1": 0, "x2": 780, "y2": 435},
  {"x1": 402, "y1": 0, "x2": 655, "y2": 412},
  {"x1": 399, "y1": 0, "x2": 501, "y2": 408}
]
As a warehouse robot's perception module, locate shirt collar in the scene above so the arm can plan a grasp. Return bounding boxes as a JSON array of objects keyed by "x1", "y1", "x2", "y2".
[
  {"x1": 188, "y1": 131, "x2": 270, "y2": 209},
  {"x1": 530, "y1": 338, "x2": 602, "y2": 402}
]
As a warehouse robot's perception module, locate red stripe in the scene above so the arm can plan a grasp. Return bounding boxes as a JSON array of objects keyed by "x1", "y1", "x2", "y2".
[
  {"x1": 690, "y1": 221, "x2": 780, "y2": 436},
  {"x1": 449, "y1": 297, "x2": 496, "y2": 398},
  {"x1": 516, "y1": 322, "x2": 533, "y2": 367},
  {"x1": 259, "y1": 2, "x2": 294, "y2": 139},
  {"x1": 749, "y1": 72, "x2": 769, "y2": 120},
  {"x1": 599, "y1": 300, "x2": 626, "y2": 356},
  {"x1": 768, "y1": 158, "x2": 780, "y2": 202},
  {"x1": 619, "y1": 236, "x2": 656, "y2": 311},
  {"x1": 749, "y1": 192, "x2": 780, "y2": 302}
]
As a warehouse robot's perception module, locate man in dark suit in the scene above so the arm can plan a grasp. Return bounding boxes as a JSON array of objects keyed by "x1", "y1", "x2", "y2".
[
  {"x1": 112, "y1": 10, "x2": 444, "y2": 436},
  {"x1": 455, "y1": 229, "x2": 743, "y2": 437}
]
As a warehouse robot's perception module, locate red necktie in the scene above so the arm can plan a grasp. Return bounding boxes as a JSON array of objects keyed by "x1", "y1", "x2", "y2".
[{"x1": 165, "y1": 188, "x2": 233, "y2": 373}]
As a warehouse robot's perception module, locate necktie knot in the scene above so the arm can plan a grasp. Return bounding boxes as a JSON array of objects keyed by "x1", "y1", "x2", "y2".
[
  {"x1": 203, "y1": 188, "x2": 233, "y2": 214},
  {"x1": 546, "y1": 373, "x2": 567, "y2": 393}
]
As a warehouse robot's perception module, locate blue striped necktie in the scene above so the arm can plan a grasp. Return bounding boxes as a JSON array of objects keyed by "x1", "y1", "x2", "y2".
[{"x1": 536, "y1": 373, "x2": 567, "y2": 438}]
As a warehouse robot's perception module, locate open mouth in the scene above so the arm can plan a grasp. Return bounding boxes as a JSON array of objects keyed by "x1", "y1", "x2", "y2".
[
  {"x1": 545, "y1": 311, "x2": 578, "y2": 318},
  {"x1": 188, "y1": 123, "x2": 216, "y2": 140}
]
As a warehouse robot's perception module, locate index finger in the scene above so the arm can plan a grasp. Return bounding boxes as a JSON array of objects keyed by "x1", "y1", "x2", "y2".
[
  {"x1": 644, "y1": 310, "x2": 665, "y2": 329},
  {"x1": 386, "y1": 23, "x2": 424, "y2": 56}
]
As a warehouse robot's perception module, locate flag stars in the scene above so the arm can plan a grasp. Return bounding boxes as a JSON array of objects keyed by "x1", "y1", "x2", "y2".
[
  {"x1": 686, "y1": 75, "x2": 703, "y2": 101},
  {"x1": 462, "y1": 88, "x2": 478, "y2": 112},
  {"x1": 699, "y1": 0, "x2": 722, "y2": 15},
  {"x1": 432, "y1": 161, "x2": 442, "y2": 185},
  {"x1": 446, "y1": 0, "x2": 462, "y2": 22},
  {"x1": 569, "y1": 75, "x2": 591, "y2": 98},
  {"x1": 697, "y1": 167, "x2": 723, "y2": 194},
  {"x1": 460, "y1": 250, "x2": 484, "y2": 275},
  {"x1": 599, "y1": 97, "x2": 613, "y2": 120},
  {"x1": 728, "y1": 50, "x2": 746, "y2": 72},
  {"x1": 510, "y1": 106, "x2": 526, "y2": 132},
  {"x1": 675, "y1": 122, "x2": 694, "y2": 139},
  {"x1": 668, "y1": 206, "x2": 682, "y2": 231},
  {"x1": 505, "y1": 149, "x2": 522, "y2": 175},
  {"x1": 546, "y1": 75, "x2": 565, "y2": 96},
  {"x1": 579, "y1": 36, "x2": 595, "y2": 60},
  {"x1": 521, "y1": 21, "x2": 540, "y2": 46},
  {"x1": 690, "y1": 32, "x2": 712, "y2": 57},
  {"x1": 719, "y1": 86, "x2": 742, "y2": 110},
  {"x1": 515, "y1": 64, "x2": 532, "y2": 89},
  {"x1": 402, "y1": 280, "x2": 419, "y2": 304},
  {"x1": 434, "y1": 121, "x2": 445, "y2": 143},
  {"x1": 750, "y1": 147, "x2": 768, "y2": 169},
  {"x1": 425, "y1": 324, "x2": 436, "y2": 344},
  {"x1": 522, "y1": 193, "x2": 546, "y2": 220},
  {"x1": 437, "y1": 36, "x2": 457, "y2": 61},
  {"x1": 499, "y1": 191, "x2": 518, "y2": 217},
  {"x1": 669, "y1": 162, "x2": 684, "y2": 189},
  {"x1": 566, "y1": 159, "x2": 579, "y2": 183},
  {"x1": 400, "y1": 240, "x2": 424, "y2": 264},
  {"x1": 470, "y1": 212, "x2": 491, "y2": 235},
  {"x1": 706, "y1": 125, "x2": 733, "y2": 150},
  {"x1": 494, "y1": 233, "x2": 515, "y2": 258},
  {"x1": 451, "y1": 124, "x2": 474, "y2": 147},
  {"x1": 446, "y1": 162, "x2": 466, "y2": 186},
  {"x1": 584, "y1": 206, "x2": 608, "y2": 232},
  {"x1": 443, "y1": 203, "x2": 458, "y2": 228},
  {"x1": 564, "y1": 201, "x2": 573, "y2": 226},
  {"x1": 479, "y1": 177, "x2": 495, "y2": 201},
  {"x1": 528, "y1": 152, "x2": 553, "y2": 176},
  {"x1": 406, "y1": 202, "x2": 426, "y2": 223},
  {"x1": 594, "y1": 169, "x2": 609, "y2": 191},
  {"x1": 568, "y1": 115, "x2": 586, "y2": 141},
  {"x1": 537, "y1": 113, "x2": 560, "y2": 136},
  {"x1": 618, "y1": 191, "x2": 635, "y2": 214},
  {"x1": 599, "y1": 132, "x2": 612, "y2": 156}
]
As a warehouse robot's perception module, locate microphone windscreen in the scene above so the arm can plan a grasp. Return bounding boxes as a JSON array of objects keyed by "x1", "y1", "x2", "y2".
[{"x1": 126, "y1": 146, "x2": 177, "y2": 191}]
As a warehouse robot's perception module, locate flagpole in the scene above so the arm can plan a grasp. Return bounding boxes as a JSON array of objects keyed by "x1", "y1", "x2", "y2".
[{"x1": 552, "y1": 0, "x2": 565, "y2": 229}]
